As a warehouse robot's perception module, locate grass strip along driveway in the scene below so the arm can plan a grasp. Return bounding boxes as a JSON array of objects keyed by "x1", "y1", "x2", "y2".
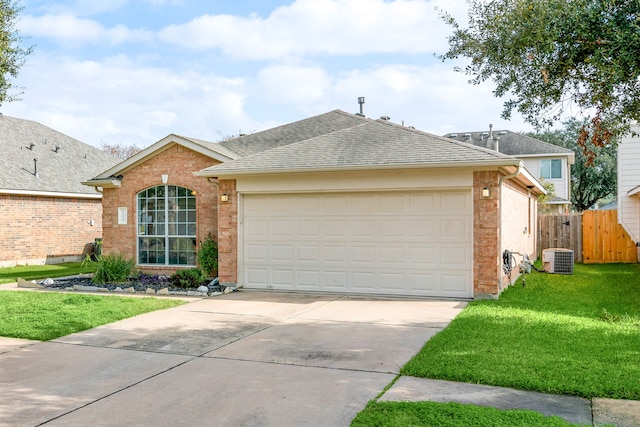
[
  {"x1": 0, "y1": 292, "x2": 184, "y2": 341},
  {"x1": 354, "y1": 263, "x2": 640, "y2": 426},
  {"x1": 0, "y1": 262, "x2": 98, "y2": 284}
]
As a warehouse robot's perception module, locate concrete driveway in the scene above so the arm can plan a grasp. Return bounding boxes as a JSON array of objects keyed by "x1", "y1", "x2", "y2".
[{"x1": 0, "y1": 291, "x2": 465, "y2": 426}]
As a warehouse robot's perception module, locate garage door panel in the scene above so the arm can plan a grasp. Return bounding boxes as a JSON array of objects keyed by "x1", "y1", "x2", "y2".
[{"x1": 242, "y1": 191, "x2": 472, "y2": 298}]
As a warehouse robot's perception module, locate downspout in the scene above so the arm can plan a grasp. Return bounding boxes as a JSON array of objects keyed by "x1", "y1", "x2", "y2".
[{"x1": 498, "y1": 164, "x2": 521, "y2": 288}]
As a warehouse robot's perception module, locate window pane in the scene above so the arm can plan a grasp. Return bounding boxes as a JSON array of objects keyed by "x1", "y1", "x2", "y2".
[
  {"x1": 540, "y1": 160, "x2": 550, "y2": 179},
  {"x1": 138, "y1": 185, "x2": 196, "y2": 267},
  {"x1": 551, "y1": 159, "x2": 562, "y2": 178}
]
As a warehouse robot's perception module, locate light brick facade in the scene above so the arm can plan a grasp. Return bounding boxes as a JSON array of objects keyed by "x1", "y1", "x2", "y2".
[{"x1": 101, "y1": 144, "x2": 220, "y2": 275}]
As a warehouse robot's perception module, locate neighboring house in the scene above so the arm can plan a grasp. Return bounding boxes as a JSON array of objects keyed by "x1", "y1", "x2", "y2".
[
  {"x1": 443, "y1": 130, "x2": 575, "y2": 213},
  {"x1": 617, "y1": 123, "x2": 640, "y2": 245},
  {"x1": 0, "y1": 114, "x2": 120, "y2": 267},
  {"x1": 86, "y1": 110, "x2": 545, "y2": 299}
]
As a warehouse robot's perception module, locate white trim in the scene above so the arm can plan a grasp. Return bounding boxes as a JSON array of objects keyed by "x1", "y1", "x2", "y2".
[
  {"x1": 0, "y1": 188, "x2": 102, "y2": 199},
  {"x1": 628, "y1": 185, "x2": 640, "y2": 197}
]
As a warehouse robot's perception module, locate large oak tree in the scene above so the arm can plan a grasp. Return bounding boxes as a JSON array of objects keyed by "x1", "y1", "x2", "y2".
[{"x1": 441, "y1": 0, "x2": 640, "y2": 154}]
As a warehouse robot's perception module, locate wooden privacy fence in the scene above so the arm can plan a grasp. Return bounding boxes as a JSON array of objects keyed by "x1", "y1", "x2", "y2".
[
  {"x1": 582, "y1": 210, "x2": 637, "y2": 263},
  {"x1": 538, "y1": 210, "x2": 638, "y2": 264},
  {"x1": 538, "y1": 214, "x2": 583, "y2": 262}
]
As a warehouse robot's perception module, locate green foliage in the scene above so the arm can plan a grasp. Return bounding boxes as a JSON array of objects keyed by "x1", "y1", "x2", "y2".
[
  {"x1": 0, "y1": 0, "x2": 33, "y2": 105},
  {"x1": 0, "y1": 291, "x2": 184, "y2": 341},
  {"x1": 197, "y1": 234, "x2": 218, "y2": 277},
  {"x1": 170, "y1": 268, "x2": 203, "y2": 289},
  {"x1": 352, "y1": 401, "x2": 583, "y2": 427},
  {"x1": 440, "y1": 0, "x2": 640, "y2": 142},
  {"x1": 92, "y1": 253, "x2": 135, "y2": 284},
  {"x1": 401, "y1": 264, "x2": 640, "y2": 400},
  {"x1": 536, "y1": 179, "x2": 557, "y2": 214},
  {"x1": 527, "y1": 118, "x2": 617, "y2": 211}
]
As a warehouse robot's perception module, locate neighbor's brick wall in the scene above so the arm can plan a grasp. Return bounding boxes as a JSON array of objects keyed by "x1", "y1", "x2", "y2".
[
  {"x1": 473, "y1": 171, "x2": 501, "y2": 297},
  {"x1": 217, "y1": 179, "x2": 238, "y2": 285},
  {"x1": 101, "y1": 144, "x2": 220, "y2": 275},
  {"x1": 0, "y1": 194, "x2": 103, "y2": 266}
]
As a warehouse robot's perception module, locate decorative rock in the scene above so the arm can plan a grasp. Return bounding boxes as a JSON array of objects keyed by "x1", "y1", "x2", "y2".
[
  {"x1": 157, "y1": 288, "x2": 170, "y2": 295},
  {"x1": 123, "y1": 287, "x2": 136, "y2": 293},
  {"x1": 208, "y1": 277, "x2": 219, "y2": 286},
  {"x1": 17, "y1": 278, "x2": 43, "y2": 289},
  {"x1": 114, "y1": 287, "x2": 124, "y2": 293},
  {"x1": 210, "y1": 291, "x2": 224, "y2": 297},
  {"x1": 223, "y1": 286, "x2": 237, "y2": 294},
  {"x1": 145, "y1": 288, "x2": 156, "y2": 294},
  {"x1": 96, "y1": 287, "x2": 109, "y2": 292},
  {"x1": 82, "y1": 285, "x2": 99, "y2": 292},
  {"x1": 169, "y1": 291, "x2": 187, "y2": 296},
  {"x1": 42, "y1": 278, "x2": 55, "y2": 286},
  {"x1": 197, "y1": 285, "x2": 209, "y2": 293}
]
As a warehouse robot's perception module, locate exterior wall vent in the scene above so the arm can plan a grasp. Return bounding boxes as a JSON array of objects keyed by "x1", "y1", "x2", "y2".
[{"x1": 542, "y1": 248, "x2": 574, "y2": 274}]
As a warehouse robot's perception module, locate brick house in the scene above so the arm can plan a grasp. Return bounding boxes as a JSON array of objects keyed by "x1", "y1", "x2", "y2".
[
  {"x1": 86, "y1": 110, "x2": 545, "y2": 299},
  {"x1": 0, "y1": 115, "x2": 119, "y2": 267}
]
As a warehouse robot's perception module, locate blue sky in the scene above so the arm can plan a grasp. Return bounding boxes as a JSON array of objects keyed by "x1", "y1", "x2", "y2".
[{"x1": 3, "y1": 0, "x2": 533, "y2": 148}]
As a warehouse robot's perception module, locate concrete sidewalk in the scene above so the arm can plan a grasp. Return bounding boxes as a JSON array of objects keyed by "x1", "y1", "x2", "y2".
[{"x1": 381, "y1": 377, "x2": 640, "y2": 427}]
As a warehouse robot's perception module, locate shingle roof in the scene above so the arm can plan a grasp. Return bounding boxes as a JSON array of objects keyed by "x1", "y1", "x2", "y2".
[
  {"x1": 198, "y1": 117, "x2": 519, "y2": 176},
  {"x1": 443, "y1": 130, "x2": 574, "y2": 156},
  {"x1": 219, "y1": 110, "x2": 369, "y2": 157},
  {"x1": 0, "y1": 115, "x2": 120, "y2": 195}
]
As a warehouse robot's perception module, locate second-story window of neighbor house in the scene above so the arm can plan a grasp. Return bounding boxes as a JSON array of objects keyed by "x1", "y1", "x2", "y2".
[
  {"x1": 540, "y1": 159, "x2": 562, "y2": 179},
  {"x1": 137, "y1": 185, "x2": 197, "y2": 266}
]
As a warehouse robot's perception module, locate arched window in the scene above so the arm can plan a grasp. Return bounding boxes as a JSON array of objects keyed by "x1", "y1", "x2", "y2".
[{"x1": 137, "y1": 185, "x2": 196, "y2": 266}]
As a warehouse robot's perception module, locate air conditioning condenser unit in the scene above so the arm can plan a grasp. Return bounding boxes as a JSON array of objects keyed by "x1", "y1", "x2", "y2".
[{"x1": 542, "y1": 248, "x2": 574, "y2": 274}]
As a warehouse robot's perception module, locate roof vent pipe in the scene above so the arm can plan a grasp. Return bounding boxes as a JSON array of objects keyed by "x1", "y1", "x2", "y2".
[
  {"x1": 33, "y1": 158, "x2": 38, "y2": 177},
  {"x1": 489, "y1": 124, "x2": 493, "y2": 140},
  {"x1": 357, "y1": 97, "x2": 365, "y2": 116}
]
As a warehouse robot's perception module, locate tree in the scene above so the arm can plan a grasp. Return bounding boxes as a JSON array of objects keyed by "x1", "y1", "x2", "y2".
[
  {"x1": 440, "y1": 0, "x2": 640, "y2": 153},
  {"x1": 0, "y1": 0, "x2": 33, "y2": 105},
  {"x1": 526, "y1": 118, "x2": 617, "y2": 212},
  {"x1": 102, "y1": 143, "x2": 143, "y2": 160}
]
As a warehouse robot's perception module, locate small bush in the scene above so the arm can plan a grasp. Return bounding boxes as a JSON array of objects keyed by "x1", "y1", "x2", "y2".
[
  {"x1": 197, "y1": 234, "x2": 218, "y2": 277},
  {"x1": 170, "y1": 268, "x2": 203, "y2": 289},
  {"x1": 92, "y1": 253, "x2": 135, "y2": 284}
]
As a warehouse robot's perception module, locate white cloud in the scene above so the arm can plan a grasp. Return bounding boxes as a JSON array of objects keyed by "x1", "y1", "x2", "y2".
[
  {"x1": 19, "y1": 14, "x2": 154, "y2": 46},
  {"x1": 158, "y1": 0, "x2": 454, "y2": 59},
  {"x1": 257, "y1": 66, "x2": 332, "y2": 105},
  {"x1": 2, "y1": 54, "x2": 254, "y2": 147}
]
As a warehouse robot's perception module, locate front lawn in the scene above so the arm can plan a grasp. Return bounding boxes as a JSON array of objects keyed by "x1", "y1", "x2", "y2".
[
  {"x1": 0, "y1": 262, "x2": 98, "y2": 284},
  {"x1": 352, "y1": 401, "x2": 587, "y2": 427},
  {"x1": 0, "y1": 291, "x2": 184, "y2": 341},
  {"x1": 401, "y1": 263, "x2": 640, "y2": 400}
]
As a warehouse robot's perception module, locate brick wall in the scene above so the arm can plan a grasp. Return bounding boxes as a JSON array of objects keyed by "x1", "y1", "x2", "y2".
[
  {"x1": 101, "y1": 144, "x2": 219, "y2": 275},
  {"x1": 473, "y1": 171, "x2": 501, "y2": 297},
  {"x1": 217, "y1": 179, "x2": 238, "y2": 285},
  {"x1": 0, "y1": 194, "x2": 103, "y2": 266}
]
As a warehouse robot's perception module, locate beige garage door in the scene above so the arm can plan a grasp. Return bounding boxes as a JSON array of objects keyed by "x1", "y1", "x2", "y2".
[{"x1": 241, "y1": 191, "x2": 472, "y2": 298}]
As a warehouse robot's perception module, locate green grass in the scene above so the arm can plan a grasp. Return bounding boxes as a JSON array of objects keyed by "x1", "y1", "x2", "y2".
[
  {"x1": 351, "y1": 401, "x2": 588, "y2": 427},
  {"x1": 0, "y1": 291, "x2": 184, "y2": 341},
  {"x1": 0, "y1": 262, "x2": 98, "y2": 284},
  {"x1": 401, "y1": 264, "x2": 640, "y2": 400}
]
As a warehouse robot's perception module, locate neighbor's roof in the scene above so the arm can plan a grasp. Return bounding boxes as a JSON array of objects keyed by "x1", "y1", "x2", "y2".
[
  {"x1": 0, "y1": 115, "x2": 119, "y2": 197},
  {"x1": 444, "y1": 130, "x2": 575, "y2": 161},
  {"x1": 196, "y1": 117, "x2": 523, "y2": 177}
]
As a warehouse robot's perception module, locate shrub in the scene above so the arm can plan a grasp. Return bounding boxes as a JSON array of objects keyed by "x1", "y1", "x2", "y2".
[
  {"x1": 92, "y1": 253, "x2": 135, "y2": 284},
  {"x1": 170, "y1": 268, "x2": 203, "y2": 289},
  {"x1": 197, "y1": 234, "x2": 218, "y2": 277}
]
